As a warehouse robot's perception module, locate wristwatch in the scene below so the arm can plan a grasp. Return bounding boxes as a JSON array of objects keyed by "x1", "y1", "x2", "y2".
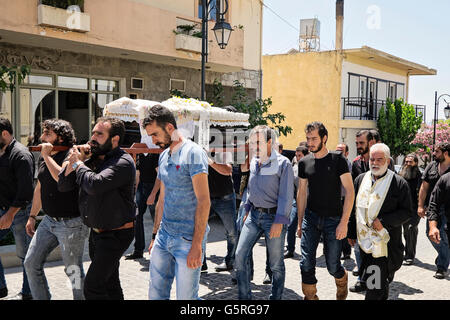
[{"x1": 72, "y1": 161, "x2": 83, "y2": 170}]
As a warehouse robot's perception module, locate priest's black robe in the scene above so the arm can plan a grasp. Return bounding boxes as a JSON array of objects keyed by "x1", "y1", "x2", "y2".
[{"x1": 348, "y1": 170, "x2": 415, "y2": 277}]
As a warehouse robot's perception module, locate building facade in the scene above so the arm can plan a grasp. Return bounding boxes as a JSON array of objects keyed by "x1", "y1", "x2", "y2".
[
  {"x1": 263, "y1": 46, "x2": 436, "y2": 161},
  {"x1": 0, "y1": 0, "x2": 263, "y2": 145}
]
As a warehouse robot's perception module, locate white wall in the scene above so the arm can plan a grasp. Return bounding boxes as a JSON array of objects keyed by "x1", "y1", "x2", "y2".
[{"x1": 341, "y1": 60, "x2": 407, "y2": 99}]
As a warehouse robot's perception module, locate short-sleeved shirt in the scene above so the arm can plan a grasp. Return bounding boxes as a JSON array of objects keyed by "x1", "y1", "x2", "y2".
[
  {"x1": 298, "y1": 151, "x2": 350, "y2": 217},
  {"x1": 157, "y1": 139, "x2": 209, "y2": 238},
  {"x1": 208, "y1": 165, "x2": 234, "y2": 198},
  {"x1": 136, "y1": 153, "x2": 159, "y2": 184},
  {"x1": 422, "y1": 161, "x2": 450, "y2": 206},
  {"x1": 38, "y1": 151, "x2": 80, "y2": 218}
]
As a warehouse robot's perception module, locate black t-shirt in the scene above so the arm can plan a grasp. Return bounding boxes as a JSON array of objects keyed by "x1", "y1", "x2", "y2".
[
  {"x1": 38, "y1": 151, "x2": 80, "y2": 218},
  {"x1": 422, "y1": 161, "x2": 450, "y2": 206},
  {"x1": 136, "y1": 153, "x2": 159, "y2": 184},
  {"x1": 208, "y1": 165, "x2": 234, "y2": 198},
  {"x1": 298, "y1": 151, "x2": 350, "y2": 217}
]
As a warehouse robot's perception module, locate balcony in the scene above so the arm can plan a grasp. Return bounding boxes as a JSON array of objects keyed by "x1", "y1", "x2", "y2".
[{"x1": 341, "y1": 97, "x2": 426, "y2": 122}]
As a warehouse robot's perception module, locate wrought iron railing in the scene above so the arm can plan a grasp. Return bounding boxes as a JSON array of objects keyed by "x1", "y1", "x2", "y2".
[{"x1": 341, "y1": 97, "x2": 426, "y2": 122}]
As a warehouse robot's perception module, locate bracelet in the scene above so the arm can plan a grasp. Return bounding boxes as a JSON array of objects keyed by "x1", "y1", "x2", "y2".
[
  {"x1": 152, "y1": 233, "x2": 157, "y2": 240},
  {"x1": 29, "y1": 215, "x2": 37, "y2": 221}
]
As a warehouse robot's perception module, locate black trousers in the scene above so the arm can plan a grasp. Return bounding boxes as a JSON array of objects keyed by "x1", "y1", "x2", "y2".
[
  {"x1": 360, "y1": 249, "x2": 389, "y2": 300},
  {"x1": 402, "y1": 215, "x2": 420, "y2": 259},
  {"x1": 84, "y1": 228, "x2": 134, "y2": 300}
]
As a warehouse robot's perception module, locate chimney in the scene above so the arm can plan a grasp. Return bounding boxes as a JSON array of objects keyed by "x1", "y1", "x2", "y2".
[{"x1": 336, "y1": 0, "x2": 344, "y2": 50}]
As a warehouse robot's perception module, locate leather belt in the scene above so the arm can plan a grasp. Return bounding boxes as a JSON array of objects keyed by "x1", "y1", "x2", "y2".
[
  {"x1": 254, "y1": 207, "x2": 277, "y2": 214},
  {"x1": 93, "y1": 221, "x2": 134, "y2": 234},
  {"x1": 49, "y1": 216, "x2": 79, "y2": 222}
]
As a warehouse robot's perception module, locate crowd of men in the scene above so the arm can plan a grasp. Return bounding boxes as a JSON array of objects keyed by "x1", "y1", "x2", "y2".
[{"x1": 0, "y1": 112, "x2": 448, "y2": 300}]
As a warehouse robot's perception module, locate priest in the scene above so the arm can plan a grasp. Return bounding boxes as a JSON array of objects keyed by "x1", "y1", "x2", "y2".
[{"x1": 348, "y1": 143, "x2": 414, "y2": 300}]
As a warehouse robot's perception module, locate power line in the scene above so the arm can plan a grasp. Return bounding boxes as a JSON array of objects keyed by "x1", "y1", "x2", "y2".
[{"x1": 259, "y1": 0, "x2": 299, "y2": 32}]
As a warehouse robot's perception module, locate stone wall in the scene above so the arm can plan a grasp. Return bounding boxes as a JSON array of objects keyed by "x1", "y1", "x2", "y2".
[{"x1": 0, "y1": 42, "x2": 261, "y2": 102}]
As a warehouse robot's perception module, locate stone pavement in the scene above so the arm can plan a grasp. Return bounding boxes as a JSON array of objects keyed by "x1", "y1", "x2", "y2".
[{"x1": 1, "y1": 214, "x2": 449, "y2": 300}]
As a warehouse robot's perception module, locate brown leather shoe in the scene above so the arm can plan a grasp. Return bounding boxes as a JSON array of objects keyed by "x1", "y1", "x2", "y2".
[
  {"x1": 335, "y1": 270, "x2": 348, "y2": 300},
  {"x1": 301, "y1": 283, "x2": 319, "y2": 300}
]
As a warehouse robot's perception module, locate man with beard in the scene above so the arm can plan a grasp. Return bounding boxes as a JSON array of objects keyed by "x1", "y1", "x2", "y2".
[
  {"x1": 58, "y1": 117, "x2": 136, "y2": 300},
  {"x1": 418, "y1": 142, "x2": 450, "y2": 279},
  {"x1": 398, "y1": 154, "x2": 422, "y2": 265},
  {"x1": 297, "y1": 122, "x2": 354, "y2": 300},
  {"x1": 0, "y1": 117, "x2": 34, "y2": 300},
  {"x1": 350, "y1": 129, "x2": 394, "y2": 292},
  {"x1": 24, "y1": 119, "x2": 89, "y2": 300},
  {"x1": 144, "y1": 105, "x2": 210, "y2": 300},
  {"x1": 348, "y1": 143, "x2": 413, "y2": 300},
  {"x1": 428, "y1": 172, "x2": 450, "y2": 248}
]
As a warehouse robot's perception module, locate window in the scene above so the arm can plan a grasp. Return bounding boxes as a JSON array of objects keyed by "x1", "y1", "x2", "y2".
[
  {"x1": 91, "y1": 79, "x2": 119, "y2": 92},
  {"x1": 198, "y1": 0, "x2": 217, "y2": 20},
  {"x1": 131, "y1": 78, "x2": 144, "y2": 90},
  {"x1": 57, "y1": 76, "x2": 88, "y2": 90},
  {"x1": 170, "y1": 79, "x2": 186, "y2": 92}
]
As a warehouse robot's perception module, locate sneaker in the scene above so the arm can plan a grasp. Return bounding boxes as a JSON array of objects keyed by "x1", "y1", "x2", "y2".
[
  {"x1": 349, "y1": 281, "x2": 367, "y2": 293},
  {"x1": 6, "y1": 293, "x2": 33, "y2": 300},
  {"x1": 403, "y1": 259, "x2": 414, "y2": 266},
  {"x1": 0, "y1": 287, "x2": 7, "y2": 299},
  {"x1": 284, "y1": 251, "x2": 294, "y2": 259},
  {"x1": 341, "y1": 254, "x2": 351, "y2": 260},
  {"x1": 262, "y1": 273, "x2": 272, "y2": 284},
  {"x1": 215, "y1": 262, "x2": 233, "y2": 272},
  {"x1": 352, "y1": 270, "x2": 359, "y2": 277},
  {"x1": 434, "y1": 269, "x2": 446, "y2": 280},
  {"x1": 125, "y1": 252, "x2": 144, "y2": 260}
]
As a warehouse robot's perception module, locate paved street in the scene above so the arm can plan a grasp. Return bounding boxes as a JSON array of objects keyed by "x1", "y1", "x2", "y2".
[{"x1": 1, "y1": 213, "x2": 449, "y2": 300}]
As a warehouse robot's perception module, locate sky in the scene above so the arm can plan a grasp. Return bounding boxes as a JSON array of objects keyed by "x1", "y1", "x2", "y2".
[{"x1": 262, "y1": 0, "x2": 450, "y2": 123}]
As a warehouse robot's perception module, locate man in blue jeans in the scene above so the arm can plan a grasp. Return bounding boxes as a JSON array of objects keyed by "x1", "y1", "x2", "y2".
[
  {"x1": 297, "y1": 122, "x2": 354, "y2": 300},
  {"x1": 145, "y1": 105, "x2": 210, "y2": 300},
  {"x1": 0, "y1": 117, "x2": 34, "y2": 300},
  {"x1": 234, "y1": 125, "x2": 294, "y2": 300},
  {"x1": 418, "y1": 142, "x2": 450, "y2": 279},
  {"x1": 24, "y1": 119, "x2": 89, "y2": 300},
  {"x1": 206, "y1": 152, "x2": 237, "y2": 273}
]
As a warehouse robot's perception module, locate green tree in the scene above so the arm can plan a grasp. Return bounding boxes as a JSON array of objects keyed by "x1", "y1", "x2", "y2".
[
  {"x1": 0, "y1": 65, "x2": 31, "y2": 93},
  {"x1": 377, "y1": 98, "x2": 423, "y2": 158},
  {"x1": 212, "y1": 80, "x2": 292, "y2": 137}
]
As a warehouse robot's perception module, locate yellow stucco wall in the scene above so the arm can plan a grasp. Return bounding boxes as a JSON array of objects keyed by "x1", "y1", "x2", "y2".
[{"x1": 262, "y1": 51, "x2": 343, "y2": 150}]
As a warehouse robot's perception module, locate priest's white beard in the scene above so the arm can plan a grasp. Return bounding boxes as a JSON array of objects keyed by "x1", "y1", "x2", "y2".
[{"x1": 370, "y1": 161, "x2": 389, "y2": 177}]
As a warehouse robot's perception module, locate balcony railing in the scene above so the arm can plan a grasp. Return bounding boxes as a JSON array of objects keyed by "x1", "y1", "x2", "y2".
[{"x1": 341, "y1": 97, "x2": 426, "y2": 122}]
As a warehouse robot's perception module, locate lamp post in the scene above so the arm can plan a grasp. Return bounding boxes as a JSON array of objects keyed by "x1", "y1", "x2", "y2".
[
  {"x1": 432, "y1": 91, "x2": 450, "y2": 151},
  {"x1": 201, "y1": 0, "x2": 233, "y2": 101}
]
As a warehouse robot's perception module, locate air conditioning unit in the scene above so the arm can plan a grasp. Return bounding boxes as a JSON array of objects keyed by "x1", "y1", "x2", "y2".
[{"x1": 131, "y1": 78, "x2": 144, "y2": 90}]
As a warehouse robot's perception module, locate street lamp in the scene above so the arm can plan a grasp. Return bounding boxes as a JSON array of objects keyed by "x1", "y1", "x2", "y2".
[
  {"x1": 201, "y1": 0, "x2": 233, "y2": 101},
  {"x1": 432, "y1": 91, "x2": 450, "y2": 151}
]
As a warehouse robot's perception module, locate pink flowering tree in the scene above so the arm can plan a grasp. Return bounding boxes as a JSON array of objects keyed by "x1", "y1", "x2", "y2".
[{"x1": 412, "y1": 121, "x2": 450, "y2": 167}]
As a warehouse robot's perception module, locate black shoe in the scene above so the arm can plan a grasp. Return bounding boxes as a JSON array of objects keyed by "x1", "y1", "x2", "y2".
[
  {"x1": 434, "y1": 269, "x2": 446, "y2": 279},
  {"x1": 231, "y1": 277, "x2": 237, "y2": 285},
  {"x1": 215, "y1": 262, "x2": 233, "y2": 272},
  {"x1": 341, "y1": 254, "x2": 351, "y2": 260},
  {"x1": 125, "y1": 252, "x2": 144, "y2": 260},
  {"x1": 284, "y1": 251, "x2": 294, "y2": 259},
  {"x1": 0, "y1": 287, "x2": 7, "y2": 299},
  {"x1": 349, "y1": 281, "x2": 367, "y2": 293},
  {"x1": 352, "y1": 270, "x2": 359, "y2": 277},
  {"x1": 262, "y1": 273, "x2": 272, "y2": 284},
  {"x1": 201, "y1": 261, "x2": 208, "y2": 273},
  {"x1": 6, "y1": 293, "x2": 33, "y2": 300}
]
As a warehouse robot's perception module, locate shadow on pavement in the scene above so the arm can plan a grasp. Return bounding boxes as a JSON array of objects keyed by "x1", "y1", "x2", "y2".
[{"x1": 199, "y1": 272, "x2": 303, "y2": 300}]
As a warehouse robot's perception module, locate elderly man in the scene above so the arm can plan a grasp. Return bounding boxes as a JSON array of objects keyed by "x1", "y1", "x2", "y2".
[
  {"x1": 234, "y1": 125, "x2": 294, "y2": 300},
  {"x1": 348, "y1": 143, "x2": 413, "y2": 300}
]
